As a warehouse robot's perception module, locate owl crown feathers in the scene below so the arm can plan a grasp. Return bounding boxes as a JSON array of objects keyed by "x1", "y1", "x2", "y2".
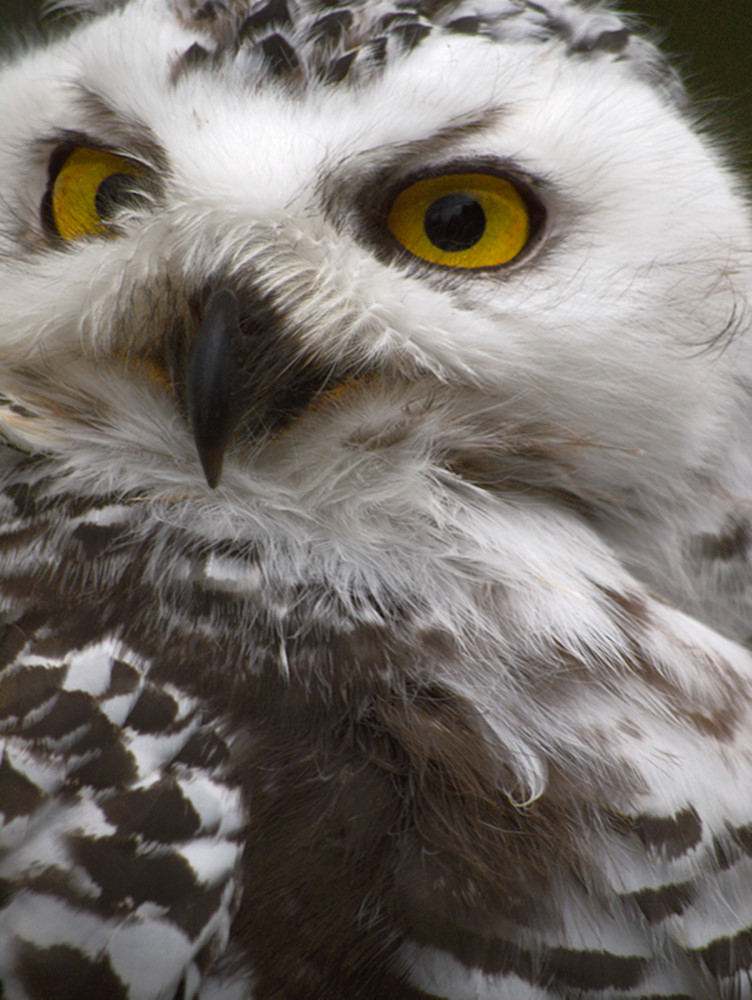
[{"x1": 48, "y1": 0, "x2": 683, "y2": 101}]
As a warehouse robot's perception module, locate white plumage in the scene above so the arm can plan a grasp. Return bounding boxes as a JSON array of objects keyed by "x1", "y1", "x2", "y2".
[{"x1": 1, "y1": 1, "x2": 752, "y2": 997}]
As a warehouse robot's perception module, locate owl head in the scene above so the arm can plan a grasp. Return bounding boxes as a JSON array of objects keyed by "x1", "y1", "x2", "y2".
[{"x1": 0, "y1": 0, "x2": 749, "y2": 546}]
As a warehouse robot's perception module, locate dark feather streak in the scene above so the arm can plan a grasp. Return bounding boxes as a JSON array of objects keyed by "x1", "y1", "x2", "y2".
[
  {"x1": 321, "y1": 48, "x2": 358, "y2": 83},
  {"x1": 307, "y1": 9, "x2": 354, "y2": 42},
  {"x1": 691, "y1": 925, "x2": 752, "y2": 979},
  {"x1": 623, "y1": 881, "x2": 696, "y2": 924},
  {"x1": 446, "y1": 16, "x2": 484, "y2": 34},
  {"x1": 102, "y1": 779, "x2": 202, "y2": 843},
  {"x1": 0, "y1": 755, "x2": 44, "y2": 820},
  {"x1": 632, "y1": 807, "x2": 703, "y2": 860},
  {"x1": 17, "y1": 943, "x2": 129, "y2": 1000},
  {"x1": 124, "y1": 685, "x2": 179, "y2": 734},
  {"x1": 571, "y1": 27, "x2": 631, "y2": 54},
  {"x1": 71, "y1": 833, "x2": 200, "y2": 909},
  {"x1": 260, "y1": 32, "x2": 301, "y2": 75},
  {"x1": 239, "y1": 0, "x2": 292, "y2": 38}
]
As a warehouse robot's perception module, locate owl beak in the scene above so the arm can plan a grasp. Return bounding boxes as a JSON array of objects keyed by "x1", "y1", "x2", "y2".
[
  {"x1": 186, "y1": 288, "x2": 242, "y2": 489},
  {"x1": 185, "y1": 286, "x2": 363, "y2": 487}
]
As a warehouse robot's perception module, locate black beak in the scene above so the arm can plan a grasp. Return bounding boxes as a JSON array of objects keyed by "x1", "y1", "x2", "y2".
[
  {"x1": 187, "y1": 289, "x2": 242, "y2": 489},
  {"x1": 185, "y1": 285, "x2": 360, "y2": 488}
]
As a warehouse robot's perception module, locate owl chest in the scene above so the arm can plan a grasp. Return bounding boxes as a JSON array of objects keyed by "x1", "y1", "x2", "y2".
[{"x1": 2, "y1": 482, "x2": 736, "y2": 999}]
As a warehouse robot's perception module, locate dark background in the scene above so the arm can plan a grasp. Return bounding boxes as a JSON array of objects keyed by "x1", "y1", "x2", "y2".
[{"x1": 1, "y1": 2, "x2": 750, "y2": 145}]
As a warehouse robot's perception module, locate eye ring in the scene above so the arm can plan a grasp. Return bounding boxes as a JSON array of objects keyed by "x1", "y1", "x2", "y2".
[
  {"x1": 386, "y1": 171, "x2": 536, "y2": 270},
  {"x1": 42, "y1": 145, "x2": 146, "y2": 243}
]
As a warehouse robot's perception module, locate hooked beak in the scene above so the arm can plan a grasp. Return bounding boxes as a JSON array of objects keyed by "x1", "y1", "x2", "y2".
[
  {"x1": 185, "y1": 287, "x2": 361, "y2": 489},
  {"x1": 187, "y1": 289, "x2": 242, "y2": 489}
]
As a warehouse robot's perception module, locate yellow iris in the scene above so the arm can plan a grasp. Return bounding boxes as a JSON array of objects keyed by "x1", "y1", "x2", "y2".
[
  {"x1": 386, "y1": 172, "x2": 530, "y2": 269},
  {"x1": 50, "y1": 147, "x2": 142, "y2": 242}
]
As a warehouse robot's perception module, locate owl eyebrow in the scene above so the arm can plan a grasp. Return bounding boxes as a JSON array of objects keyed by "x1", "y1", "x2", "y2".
[
  {"x1": 59, "y1": 87, "x2": 170, "y2": 174},
  {"x1": 317, "y1": 106, "x2": 508, "y2": 214},
  {"x1": 369, "y1": 106, "x2": 508, "y2": 166}
]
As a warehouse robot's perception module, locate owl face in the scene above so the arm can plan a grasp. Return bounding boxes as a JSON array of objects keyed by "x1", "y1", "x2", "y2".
[{"x1": 0, "y1": 0, "x2": 749, "y2": 532}]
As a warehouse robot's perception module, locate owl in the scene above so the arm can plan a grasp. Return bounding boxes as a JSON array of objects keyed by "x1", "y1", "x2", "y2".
[{"x1": 1, "y1": 0, "x2": 752, "y2": 997}]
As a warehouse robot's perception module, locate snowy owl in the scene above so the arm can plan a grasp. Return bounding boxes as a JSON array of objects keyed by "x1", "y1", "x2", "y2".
[{"x1": 0, "y1": 0, "x2": 751, "y2": 997}]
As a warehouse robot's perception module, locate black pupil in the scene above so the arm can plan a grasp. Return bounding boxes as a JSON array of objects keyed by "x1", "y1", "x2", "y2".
[
  {"x1": 424, "y1": 193, "x2": 486, "y2": 252},
  {"x1": 95, "y1": 173, "x2": 137, "y2": 221}
]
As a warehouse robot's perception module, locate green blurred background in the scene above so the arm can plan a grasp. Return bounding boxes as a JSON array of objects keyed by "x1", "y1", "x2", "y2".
[{"x1": 1, "y1": 1, "x2": 749, "y2": 127}]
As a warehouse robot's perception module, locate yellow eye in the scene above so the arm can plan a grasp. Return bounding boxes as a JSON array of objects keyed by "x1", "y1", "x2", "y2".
[
  {"x1": 386, "y1": 172, "x2": 531, "y2": 269},
  {"x1": 48, "y1": 147, "x2": 143, "y2": 242}
]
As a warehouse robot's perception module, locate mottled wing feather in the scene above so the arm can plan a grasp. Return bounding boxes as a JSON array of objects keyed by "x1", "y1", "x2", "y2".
[{"x1": 0, "y1": 494, "x2": 247, "y2": 1000}]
